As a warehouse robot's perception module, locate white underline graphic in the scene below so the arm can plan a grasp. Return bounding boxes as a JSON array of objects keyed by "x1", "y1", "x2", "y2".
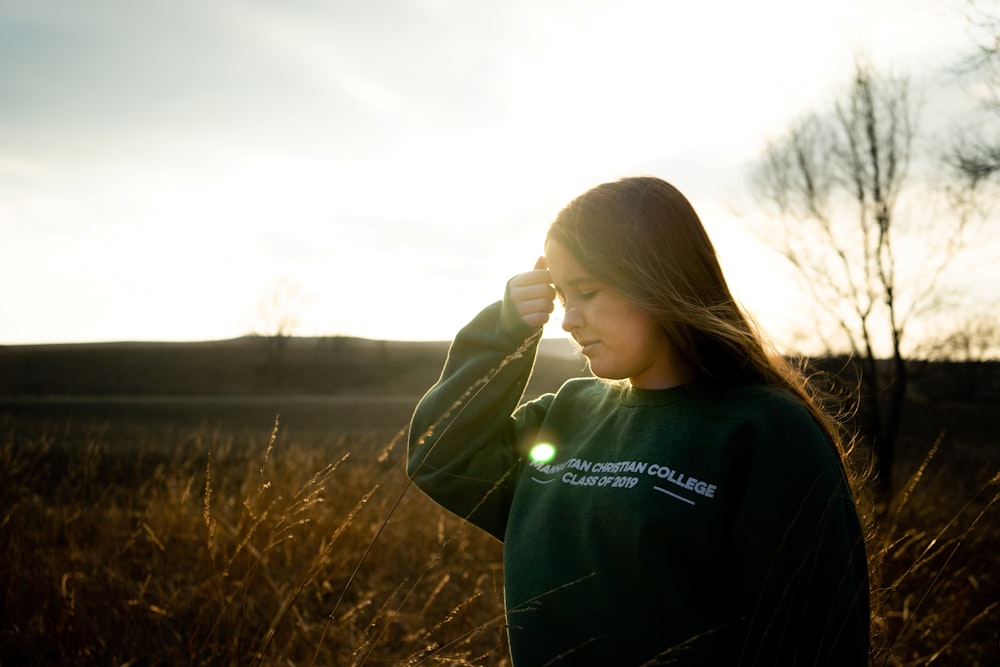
[
  {"x1": 654, "y1": 486, "x2": 696, "y2": 505},
  {"x1": 531, "y1": 477, "x2": 556, "y2": 484}
]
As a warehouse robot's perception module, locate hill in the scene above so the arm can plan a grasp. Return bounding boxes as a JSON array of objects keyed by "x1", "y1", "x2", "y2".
[{"x1": 0, "y1": 336, "x2": 589, "y2": 399}]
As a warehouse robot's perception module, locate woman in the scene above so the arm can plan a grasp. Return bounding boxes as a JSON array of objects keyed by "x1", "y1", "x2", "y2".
[{"x1": 408, "y1": 176, "x2": 870, "y2": 665}]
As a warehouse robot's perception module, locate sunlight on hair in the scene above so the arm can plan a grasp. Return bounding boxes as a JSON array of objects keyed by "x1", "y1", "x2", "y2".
[{"x1": 529, "y1": 442, "x2": 557, "y2": 464}]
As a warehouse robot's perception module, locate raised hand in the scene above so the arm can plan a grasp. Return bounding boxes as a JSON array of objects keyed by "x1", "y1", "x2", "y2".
[{"x1": 507, "y1": 256, "x2": 555, "y2": 329}]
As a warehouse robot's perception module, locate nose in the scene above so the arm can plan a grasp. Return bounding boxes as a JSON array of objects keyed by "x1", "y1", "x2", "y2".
[{"x1": 561, "y1": 306, "x2": 581, "y2": 332}]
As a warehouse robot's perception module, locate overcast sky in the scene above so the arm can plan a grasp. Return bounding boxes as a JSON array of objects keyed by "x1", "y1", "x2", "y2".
[{"x1": 0, "y1": 0, "x2": 987, "y2": 346}]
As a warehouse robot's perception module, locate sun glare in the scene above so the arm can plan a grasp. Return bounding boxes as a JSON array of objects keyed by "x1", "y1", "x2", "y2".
[{"x1": 529, "y1": 442, "x2": 557, "y2": 464}]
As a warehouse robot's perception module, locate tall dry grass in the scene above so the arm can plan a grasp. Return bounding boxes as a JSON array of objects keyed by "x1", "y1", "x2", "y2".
[
  {"x1": 1, "y1": 408, "x2": 997, "y2": 665},
  {"x1": 865, "y1": 434, "x2": 1000, "y2": 666},
  {"x1": 0, "y1": 415, "x2": 509, "y2": 665}
]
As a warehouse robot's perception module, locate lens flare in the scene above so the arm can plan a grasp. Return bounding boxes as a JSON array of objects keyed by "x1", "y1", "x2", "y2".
[{"x1": 529, "y1": 442, "x2": 556, "y2": 464}]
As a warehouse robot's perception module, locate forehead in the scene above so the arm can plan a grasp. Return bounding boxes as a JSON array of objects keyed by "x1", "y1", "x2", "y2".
[{"x1": 543, "y1": 239, "x2": 597, "y2": 286}]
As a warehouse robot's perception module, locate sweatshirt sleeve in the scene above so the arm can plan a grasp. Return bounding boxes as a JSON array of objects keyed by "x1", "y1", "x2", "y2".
[
  {"x1": 407, "y1": 293, "x2": 550, "y2": 541},
  {"x1": 730, "y1": 396, "x2": 871, "y2": 666}
]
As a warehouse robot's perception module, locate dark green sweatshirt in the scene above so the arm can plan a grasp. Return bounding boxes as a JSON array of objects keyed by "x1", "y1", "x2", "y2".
[{"x1": 408, "y1": 299, "x2": 870, "y2": 666}]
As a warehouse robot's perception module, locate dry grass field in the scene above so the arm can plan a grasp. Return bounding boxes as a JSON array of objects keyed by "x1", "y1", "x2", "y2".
[
  {"x1": 2, "y1": 403, "x2": 510, "y2": 665},
  {"x1": 1, "y1": 339, "x2": 997, "y2": 665}
]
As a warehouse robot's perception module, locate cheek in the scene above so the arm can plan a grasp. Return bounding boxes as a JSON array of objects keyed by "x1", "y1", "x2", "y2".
[
  {"x1": 606, "y1": 301, "x2": 652, "y2": 330},
  {"x1": 614, "y1": 309, "x2": 666, "y2": 350},
  {"x1": 587, "y1": 301, "x2": 620, "y2": 331}
]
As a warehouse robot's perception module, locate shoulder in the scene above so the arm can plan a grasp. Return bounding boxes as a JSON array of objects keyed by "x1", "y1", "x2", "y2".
[
  {"x1": 521, "y1": 377, "x2": 620, "y2": 417},
  {"x1": 698, "y1": 383, "x2": 819, "y2": 430},
  {"x1": 553, "y1": 376, "x2": 623, "y2": 404},
  {"x1": 697, "y1": 383, "x2": 840, "y2": 470}
]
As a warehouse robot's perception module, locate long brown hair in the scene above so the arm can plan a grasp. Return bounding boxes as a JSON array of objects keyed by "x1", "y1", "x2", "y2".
[{"x1": 547, "y1": 176, "x2": 848, "y2": 454}]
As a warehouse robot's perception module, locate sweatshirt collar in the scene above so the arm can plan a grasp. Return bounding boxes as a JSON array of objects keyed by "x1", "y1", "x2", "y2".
[{"x1": 620, "y1": 381, "x2": 696, "y2": 407}]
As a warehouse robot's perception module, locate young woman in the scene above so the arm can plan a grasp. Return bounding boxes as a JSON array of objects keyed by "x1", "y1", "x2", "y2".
[{"x1": 408, "y1": 177, "x2": 870, "y2": 665}]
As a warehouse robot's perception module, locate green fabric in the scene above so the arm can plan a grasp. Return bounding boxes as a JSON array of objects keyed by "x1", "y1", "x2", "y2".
[{"x1": 408, "y1": 300, "x2": 871, "y2": 666}]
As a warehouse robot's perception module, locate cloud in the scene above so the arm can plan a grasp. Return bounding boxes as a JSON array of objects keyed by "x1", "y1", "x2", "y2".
[{"x1": 0, "y1": 0, "x2": 988, "y2": 343}]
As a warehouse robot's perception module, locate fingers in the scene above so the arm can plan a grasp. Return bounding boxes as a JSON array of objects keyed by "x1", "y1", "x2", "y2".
[{"x1": 509, "y1": 257, "x2": 555, "y2": 328}]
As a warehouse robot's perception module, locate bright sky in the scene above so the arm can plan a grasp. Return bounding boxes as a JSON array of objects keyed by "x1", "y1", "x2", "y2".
[{"x1": 0, "y1": 0, "x2": 981, "y2": 346}]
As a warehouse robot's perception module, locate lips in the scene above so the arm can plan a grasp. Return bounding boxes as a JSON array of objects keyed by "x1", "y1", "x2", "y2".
[{"x1": 576, "y1": 339, "x2": 600, "y2": 355}]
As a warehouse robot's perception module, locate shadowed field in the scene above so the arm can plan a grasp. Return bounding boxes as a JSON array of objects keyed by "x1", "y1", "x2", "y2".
[{"x1": 1, "y1": 339, "x2": 997, "y2": 664}]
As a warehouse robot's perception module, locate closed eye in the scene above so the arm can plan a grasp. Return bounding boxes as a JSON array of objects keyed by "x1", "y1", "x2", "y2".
[
  {"x1": 553, "y1": 279, "x2": 602, "y2": 306},
  {"x1": 554, "y1": 288, "x2": 597, "y2": 307}
]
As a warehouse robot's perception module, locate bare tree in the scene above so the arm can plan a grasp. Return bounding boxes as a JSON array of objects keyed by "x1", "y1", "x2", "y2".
[
  {"x1": 255, "y1": 278, "x2": 305, "y2": 388},
  {"x1": 951, "y1": 0, "x2": 1000, "y2": 184},
  {"x1": 749, "y1": 63, "x2": 972, "y2": 496}
]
